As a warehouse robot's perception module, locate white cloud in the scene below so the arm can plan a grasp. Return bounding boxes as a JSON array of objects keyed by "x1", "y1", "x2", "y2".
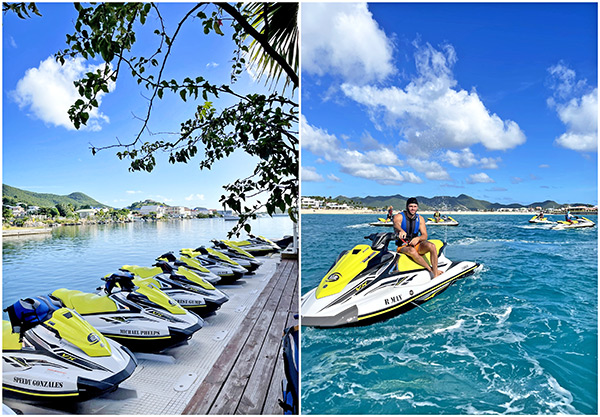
[
  {"x1": 185, "y1": 194, "x2": 205, "y2": 201},
  {"x1": 327, "y1": 174, "x2": 342, "y2": 182},
  {"x1": 302, "y1": 116, "x2": 422, "y2": 185},
  {"x1": 11, "y1": 56, "x2": 113, "y2": 131},
  {"x1": 206, "y1": 62, "x2": 219, "y2": 69},
  {"x1": 553, "y1": 90, "x2": 598, "y2": 152},
  {"x1": 539, "y1": 164, "x2": 550, "y2": 168},
  {"x1": 547, "y1": 63, "x2": 597, "y2": 152},
  {"x1": 302, "y1": 166, "x2": 325, "y2": 182},
  {"x1": 443, "y1": 148, "x2": 500, "y2": 169},
  {"x1": 466, "y1": 172, "x2": 494, "y2": 184},
  {"x1": 341, "y1": 42, "x2": 526, "y2": 156},
  {"x1": 302, "y1": 3, "x2": 394, "y2": 83},
  {"x1": 407, "y1": 158, "x2": 450, "y2": 180},
  {"x1": 511, "y1": 177, "x2": 524, "y2": 184},
  {"x1": 547, "y1": 62, "x2": 588, "y2": 100},
  {"x1": 126, "y1": 190, "x2": 143, "y2": 194},
  {"x1": 10, "y1": 37, "x2": 17, "y2": 48}
]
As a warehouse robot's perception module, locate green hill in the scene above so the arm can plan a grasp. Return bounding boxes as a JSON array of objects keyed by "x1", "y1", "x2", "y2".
[
  {"x1": 2, "y1": 184, "x2": 109, "y2": 208},
  {"x1": 330, "y1": 193, "x2": 569, "y2": 211},
  {"x1": 128, "y1": 200, "x2": 170, "y2": 210}
]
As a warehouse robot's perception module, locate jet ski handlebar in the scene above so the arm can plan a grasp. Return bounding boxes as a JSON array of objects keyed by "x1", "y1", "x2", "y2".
[{"x1": 364, "y1": 232, "x2": 397, "y2": 251}]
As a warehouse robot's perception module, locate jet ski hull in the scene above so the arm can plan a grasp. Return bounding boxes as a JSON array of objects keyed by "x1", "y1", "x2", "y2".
[
  {"x1": 426, "y1": 217, "x2": 459, "y2": 226},
  {"x1": 3, "y1": 306, "x2": 137, "y2": 402},
  {"x1": 3, "y1": 344, "x2": 137, "y2": 401},
  {"x1": 369, "y1": 221, "x2": 394, "y2": 227},
  {"x1": 72, "y1": 312, "x2": 203, "y2": 352},
  {"x1": 551, "y1": 217, "x2": 596, "y2": 229},
  {"x1": 302, "y1": 260, "x2": 480, "y2": 328}
]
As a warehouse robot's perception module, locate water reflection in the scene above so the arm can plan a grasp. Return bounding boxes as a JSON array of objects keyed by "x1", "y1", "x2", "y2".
[{"x1": 3, "y1": 217, "x2": 293, "y2": 317}]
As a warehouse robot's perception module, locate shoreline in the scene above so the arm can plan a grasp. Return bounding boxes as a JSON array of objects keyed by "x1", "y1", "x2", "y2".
[{"x1": 300, "y1": 209, "x2": 575, "y2": 216}]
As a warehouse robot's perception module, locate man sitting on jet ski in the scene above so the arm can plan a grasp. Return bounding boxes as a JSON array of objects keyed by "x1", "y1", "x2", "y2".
[{"x1": 394, "y1": 197, "x2": 441, "y2": 278}]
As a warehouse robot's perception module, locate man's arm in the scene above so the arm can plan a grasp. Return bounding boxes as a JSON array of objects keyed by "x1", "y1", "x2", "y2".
[{"x1": 394, "y1": 213, "x2": 406, "y2": 239}]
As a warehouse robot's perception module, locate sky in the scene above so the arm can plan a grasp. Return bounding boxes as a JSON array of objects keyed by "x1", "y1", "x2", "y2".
[
  {"x1": 301, "y1": 2, "x2": 598, "y2": 206},
  {"x1": 2, "y1": 3, "x2": 287, "y2": 209}
]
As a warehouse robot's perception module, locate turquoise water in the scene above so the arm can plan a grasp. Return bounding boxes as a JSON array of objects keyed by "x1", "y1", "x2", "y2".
[
  {"x1": 301, "y1": 214, "x2": 597, "y2": 414},
  {"x1": 2, "y1": 217, "x2": 293, "y2": 316}
]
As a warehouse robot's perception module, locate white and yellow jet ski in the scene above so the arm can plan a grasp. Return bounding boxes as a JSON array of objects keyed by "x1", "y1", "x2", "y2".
[
  {"x1": 425, "y1": 216, "x2": 459, "y2": 226},
  {"x1": 551, "y1": 217, "x2": 596, "y2": 230},
  {"x1": 369, "y1": 217, "x2": 395, "y2": 227},
  {"x1": 120, "y1": 262, "x2": 229, "y2": 316},
  {"x1": 528, "y1": 215, "x2": 553, "y2": 224},
  {"x1": 3, "y1": 297, "x2": 136, "y2": 401},
  {"x1": 50, "y1": 272, "x2": 203, "y2": 352},
  {"x1": 301, "y1": 232, "x2": 480, "y2": 327}
]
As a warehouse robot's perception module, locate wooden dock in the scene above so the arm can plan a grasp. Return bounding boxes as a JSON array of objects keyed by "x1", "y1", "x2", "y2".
[{"x1": 183, "y1": 258, "x2": 298, "y2": 415}]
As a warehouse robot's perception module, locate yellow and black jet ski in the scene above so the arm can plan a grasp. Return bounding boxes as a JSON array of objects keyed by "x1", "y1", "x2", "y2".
[
  {"x1": 529, "y1": 215, "x2": 553, "y2": 224},
  {"x1": 50, "y1": 271, "x2": 203, "y2": 352},
  {"x1": 425, "y1": 216, "x2": 459, "y2": 226},
  {"x1": 301, "y1": 232, "x2": 480, "y2": 327},
  {"x1": 3, "y1": 297, "x2": 136, "y2": 401},
  {"x1": 369, "y1": 217, "x2": 395, "y2": 227},
  {"x1": 120, "y1": 261, "x2": 229, "y2": 316}
]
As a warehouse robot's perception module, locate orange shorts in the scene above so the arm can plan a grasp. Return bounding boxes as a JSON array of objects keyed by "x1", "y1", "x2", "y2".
[{"x1": 396, "y1": 240, "x2": 421, "y2": 250}]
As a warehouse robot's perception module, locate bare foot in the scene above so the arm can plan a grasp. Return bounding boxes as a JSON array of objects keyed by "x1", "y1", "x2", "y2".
[{"x1": 431, "y1": 270, "x2": 443, "y2": 280}]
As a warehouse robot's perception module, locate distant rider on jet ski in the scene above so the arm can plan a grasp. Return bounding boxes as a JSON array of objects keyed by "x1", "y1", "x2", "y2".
[
  {"x1": 386, "y1": 206, "x2": 394, "y2": 221},
  {"x1": 433, "y1": 210, "x2": 441, "y2": 222},
  {"x1": 394, "y1": 197, "x2": 441, "y2": 279},
  {"x1": 565, "y1": 210, "x2": 577, "y2": 223}
]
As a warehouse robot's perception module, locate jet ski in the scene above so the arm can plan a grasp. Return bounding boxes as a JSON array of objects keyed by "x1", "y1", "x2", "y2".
[
  {"x1": 210, "y1": 240, "x2": 263, "y2": 272},
  {"x1": 157, "y1": 252, "x2": 242, "y2": 284},
  {"x1": 50, "y1": 271, "x2": 203, "y2": 352},
  {"x1": 425, "y1": 216, "x2": 459, "y2": 226},
  {"x1": 120, "y1": 262, "x2": 229, "y2": 316},
  {"x1": 151, "y1": 254, "x2": 221, "y2": 285},
  {"x1": 3, "y1": 297, "x2": 137, "y2": 401},
  {"x1": 218, "y1": 237, "x2": 279, "y2": 256},
  {"x1": 301, "y1": 232, "x2": 480, "y2": 328},
  {"x1": 369, "y1": 217, "x2": 394, "y2": 227},
  {"x1": 551, "y1": 217, "x2": 596, "y2": 229},
  {"x1": 180, "y1": 248, "x2": 249, "y2": 280},
  {"x1": 529, "y1": 215, "x2": 552, "y2": 224}
]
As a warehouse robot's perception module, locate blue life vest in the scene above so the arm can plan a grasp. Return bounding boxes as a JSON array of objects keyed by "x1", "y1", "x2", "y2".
[{"x1": 401, "y1": 211, "x2": 421, "y2": 240}]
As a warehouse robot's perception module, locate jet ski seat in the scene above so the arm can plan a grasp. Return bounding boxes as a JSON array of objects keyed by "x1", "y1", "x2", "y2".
[
  {"x1": 397, "y1": 239, "x2": 445, "y2": 272},
  {"x1": 122, "y1": 265, "x2": 163, "y2": 278},
  {"x1": 3, "y1": 321, "x2": 22, "y2": 350},
  {"x1": 52, "y1": 289, "x2": 118, "y2": 314}
]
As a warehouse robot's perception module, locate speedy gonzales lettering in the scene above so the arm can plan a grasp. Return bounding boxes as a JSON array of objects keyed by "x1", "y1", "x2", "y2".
[{"x1": 14, "y1": 376, "x2": 64, "y2": 388}]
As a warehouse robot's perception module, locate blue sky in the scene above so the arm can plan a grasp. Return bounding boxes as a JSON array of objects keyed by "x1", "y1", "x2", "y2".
[
  {"x1": 2, "y1": 3, "x2": 282, "y2": 209},
  {"x1": 301, "y1": 2, "x2": 598, "y2": 205}
]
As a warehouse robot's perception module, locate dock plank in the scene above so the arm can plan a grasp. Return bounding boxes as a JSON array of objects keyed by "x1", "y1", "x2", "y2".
[
  {"x1": 182, "y1": 261, "x2": 288, "y2": 415},
  {"x1": 183, "y1": 258, "x2": 298, "y2": 415},
  {"x1": 262, "y1": 281, "x2": 299, "y2": 415},
  {"x1": 237, "y1": 262, "x2": 297, "y2": 414},
  {"x1": 210, "y1": 261, "x2": 293, "y2": 414}
]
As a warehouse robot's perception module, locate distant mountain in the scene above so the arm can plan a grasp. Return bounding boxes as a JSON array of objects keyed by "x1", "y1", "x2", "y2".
[
  {"x1": 2, "y1": 184, "x2": 109, "y2": 208},
  {"x1": 128, "y1": 199, "x2": 171, "y2": 209},
  {"x1": 333, "y1": 193, "x2": 572, "y2": 211}
]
